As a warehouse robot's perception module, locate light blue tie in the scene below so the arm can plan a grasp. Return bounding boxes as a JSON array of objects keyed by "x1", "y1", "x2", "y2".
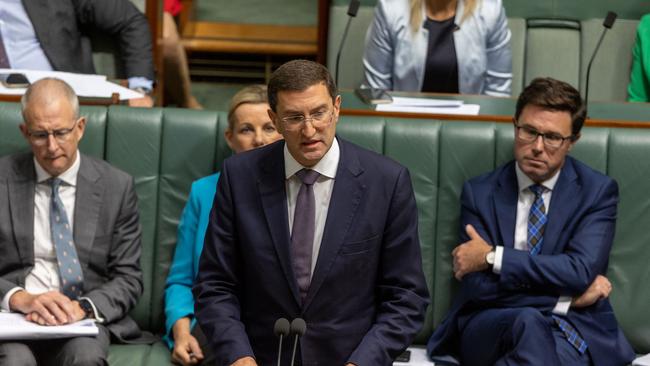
[
  {"x1": 527, "y1": 184, "x2": 588, "y2": 354},
  {"x1": 49, "y1": 178, "x2": 84, "y2": 299}
]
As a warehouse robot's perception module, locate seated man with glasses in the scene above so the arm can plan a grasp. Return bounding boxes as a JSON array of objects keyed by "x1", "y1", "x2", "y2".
[
  {"x1": 193, "y1": 59, "x2": 430, "y2": 366},
  {"x1": 427, "y1": 77, "x2": 635, "y2": 366},
  {"x1": 0, "y1": 78, "x2": 152, "y2": 365}
]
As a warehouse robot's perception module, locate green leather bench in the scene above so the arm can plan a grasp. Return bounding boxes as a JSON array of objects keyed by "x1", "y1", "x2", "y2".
[{"x1": 1, "y1": 101, "x2": 649, "y2": 364}]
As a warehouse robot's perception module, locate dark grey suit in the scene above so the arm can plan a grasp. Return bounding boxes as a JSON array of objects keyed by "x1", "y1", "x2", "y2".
[
  {"x1": 21, "y1": 0, "x2": 154, "y2": 80},
  {"x1": 0, "y1": 152, "x2": 145, "y2": 343}
]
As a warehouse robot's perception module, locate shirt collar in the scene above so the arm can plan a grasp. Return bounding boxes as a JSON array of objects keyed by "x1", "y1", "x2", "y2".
[
  {"x1": 34, "y1": 150, "x2": 81, "y2": 187},
  {"x1": 284, "y1": 138, "x2": 340, "y2": 180},
  {"x1": 515, "y1": 161, "x2": 560, "y2": 194}
]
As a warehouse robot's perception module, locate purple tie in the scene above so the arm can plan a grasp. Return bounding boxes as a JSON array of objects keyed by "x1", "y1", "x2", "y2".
[
  {"x1": 0, "y1": 30, "x2": 10, "y2": 68},
  {"x1": 291, "y1": 169, "x2": 320, "y2": 302}
]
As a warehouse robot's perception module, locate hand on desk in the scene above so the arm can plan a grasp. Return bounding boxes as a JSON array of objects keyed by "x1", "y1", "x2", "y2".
[
  {"x1": 452, "y1": 224, "x2": 493, "y2": 280},
  {"x1": 572, "y1": 275, "x2": 612, "y2": 308},
  {"x1": 9, "y1": 290, "x2": 83, "y2": 325},
  {"x1": 171, "y1": 317, "x2": 204, "y2": 365},
  {"x1": 128, "y1": 95, "x2": 154, "y2": 108}
]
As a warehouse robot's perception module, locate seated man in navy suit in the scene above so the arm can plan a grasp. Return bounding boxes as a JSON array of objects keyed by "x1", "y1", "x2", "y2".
[
  {"x1": 428, "y1": 77, "x2": 635, "y2": 366},
  {"x1": 193, "y1": 60, "x2": 430, "y2": 366}
]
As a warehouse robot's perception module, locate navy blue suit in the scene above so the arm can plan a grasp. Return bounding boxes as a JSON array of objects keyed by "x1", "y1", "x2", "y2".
[
  {"x1": 428, "y1": 156, "x2": 635, "y2": 366},
  {"x1": 194, "y1": 138, "x2": 429, "y2": 366}
]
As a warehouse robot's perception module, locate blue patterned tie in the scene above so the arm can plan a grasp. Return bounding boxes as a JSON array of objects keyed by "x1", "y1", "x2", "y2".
[
  {"x1": 291, "y1": 169, "x2": 320, "y2": 302},
  {"x1": 527, "y1": 185, "x2": 547, "y2": 255},
  {"x1": 49, "y1": 178, "x2": 84, "y2": 299},
  {"x1": 527, "y1": 184, "x2": 588, "y2": 354}
]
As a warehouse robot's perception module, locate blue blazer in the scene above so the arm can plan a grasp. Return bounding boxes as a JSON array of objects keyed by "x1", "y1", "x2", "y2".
[
  {"x1": 164, "y1": 173, "x2": 220, "y2": 348},
  {"x1": 194, "y1": 138, "x2": 430, "y2": 366},
  {"x1": 427, "y1": 157, "x2": 635, "y2": 366}
]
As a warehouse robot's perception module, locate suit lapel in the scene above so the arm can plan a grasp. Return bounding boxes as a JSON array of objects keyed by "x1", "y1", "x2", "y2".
[
  {"x1": 541, "y1": 157, "x2": 579, "y2": 255},
  {"x1": 8, "y1": 155, "x2": 36, "y2": 265},
  {"x1": 303, "y1": 139, "x2": 365, "y2": 310},
  {"x1": 493, "y1": 163, "x2": 518, "y2": 249},
  {"x1": 257, "y1": 143, "x2": 301, "y2": 305},
  {"x1": 73, "y1": 156, "x2": 103, "y2": 267}
]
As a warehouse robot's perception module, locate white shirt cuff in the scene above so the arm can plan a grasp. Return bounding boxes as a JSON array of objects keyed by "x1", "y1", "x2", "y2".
[
  {"x1": 79, "y1": 297, "x2": 105, "y2": 323},
  {"x1": 2, "y1": 287, "x2": 25, "y2": 312},
  {"x1": 552, "y1": 296, "x2": 572, "y2": 315},
  {"x1": 492, "y1": 245, "x2": 504, "y2": 274}
]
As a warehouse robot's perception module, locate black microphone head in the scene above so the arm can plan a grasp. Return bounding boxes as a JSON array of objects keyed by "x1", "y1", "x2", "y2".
[
  {"x1": 347, "y1": 0, "x2": 361, "y2": 17},
  {"x1": 603, "y1": 11, "x2": 617, "y2": 29},
  {"x1": 290, "y1": 318, "x2": 307, "y2": 336},
  {"x1": 274, "y1": 318, "x2": 291, "y2": 337}
]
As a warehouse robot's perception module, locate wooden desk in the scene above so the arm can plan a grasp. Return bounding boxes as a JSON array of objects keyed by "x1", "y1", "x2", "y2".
[{"x1": 339, "y1": 90, "x2": 650, "y2": 128}]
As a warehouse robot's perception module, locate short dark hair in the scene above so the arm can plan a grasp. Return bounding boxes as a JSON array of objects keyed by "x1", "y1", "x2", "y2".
[
  {"x1": 515, "y1": 77, "x2": 586, "y2": 137},
  {"x1": 267, "y1": 59, "x2": 337, "y2": 112}
]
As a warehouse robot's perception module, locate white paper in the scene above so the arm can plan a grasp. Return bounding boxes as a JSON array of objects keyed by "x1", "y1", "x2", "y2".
[
  {"x1": 376, "y1": 103, "x2": 481, "y2": 115},
  {"x1": 0, "y1": 68, "x2": 143, "y2": 100},
  {"x1": 390, "y1": 96, "x2": 464, "y2": 108},
  {"x1": 393, "y1": 346, "x2": 436, "y2": 366},
  {"x1": 0, "y1": 313, "x2": 98, "y2": 340},
  {"x1": 633, "y1": 353, "x2": 650, "y2": 366}
]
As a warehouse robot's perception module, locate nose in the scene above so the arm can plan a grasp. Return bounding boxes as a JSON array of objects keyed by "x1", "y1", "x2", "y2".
[
  {"x1": 46, "y1": 134, "x2": 60, "y2": 152},
  {"x1": 301, "y1": 120, "x2": 316, "y2": 137},
  {"x1": 532, "y1": 134, "x2": 544, "y2": 153},
  {"x1": 252, "y1": 131, "x2": 264, "y2": 147}
]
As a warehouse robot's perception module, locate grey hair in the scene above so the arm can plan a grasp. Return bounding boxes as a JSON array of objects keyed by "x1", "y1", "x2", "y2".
[{"x1": 21, "y1": 77, "x2": 80, "y2": 120}]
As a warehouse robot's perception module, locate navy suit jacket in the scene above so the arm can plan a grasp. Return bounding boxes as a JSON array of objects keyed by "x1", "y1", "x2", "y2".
[
  {"x1": 428, "y1": 156, "x2": 635, "y2": 366},
  {"x1": 194, "y1": 138, "x2": 430, "y2": 366}
]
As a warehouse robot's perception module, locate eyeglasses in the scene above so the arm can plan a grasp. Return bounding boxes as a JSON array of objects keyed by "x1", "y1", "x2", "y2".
[
  {"x1": 280, "y1": 110, "x2": 334, "y2": 131},
  {"x1": 27, "y1": 119, "x2": 79, "y2": 146},
  {"x1": 514, "y1": 123, "x2": 574, "y2": 149}
]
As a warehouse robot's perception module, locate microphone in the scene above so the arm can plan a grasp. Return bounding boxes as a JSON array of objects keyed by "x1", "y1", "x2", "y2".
[
  {"x1": 584, "y1": 11, "x2": 617, "y2": 115},
  {"x1": 335, "y1": 0, "x2": 361, "y2": 87},
  {"x1": 274, "y1": 318, "x2": 291, "y2": 366},
  {"x1": 289, "y1": 318, "x2": 307, "y2": 366}
]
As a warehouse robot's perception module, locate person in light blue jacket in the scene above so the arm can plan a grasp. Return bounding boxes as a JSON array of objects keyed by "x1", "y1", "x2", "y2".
[
  {"x1": 164, "y1": 85, "x2": 283, "y2": 366},
  {"x1": 363, "y1": 0, "x2": 512, "y2": 96}
]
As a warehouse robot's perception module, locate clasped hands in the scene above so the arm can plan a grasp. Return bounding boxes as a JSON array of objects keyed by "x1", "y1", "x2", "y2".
[
  {"x1": 9, "y1": 290, "x2": 86, "y2": 326},
  {"x1": 452, "y1": 224, "x2": 613, "y2": 308}
]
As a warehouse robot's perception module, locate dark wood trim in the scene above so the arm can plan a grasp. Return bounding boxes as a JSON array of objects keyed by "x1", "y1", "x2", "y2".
[
  {"x1": 340, "y1": 108, "x2": 650, "y2": 129},
  {"x1": 145, "y1": 0, "x2": 164, "y2": 106},
  {"x1": 317, "y1": 0, "x2": 331, "y2": 64}
]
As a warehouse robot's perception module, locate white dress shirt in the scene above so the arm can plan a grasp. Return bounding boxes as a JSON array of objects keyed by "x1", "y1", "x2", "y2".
[
  {"x1": 492, "y1": 163, "x2": 571, "y2": 315},
  {"x1": 2, "y1": 152, "x2": 102, "y2": 320},
  {"x1": 284, "y1": 138, "x2": 340, "y2": 277}
]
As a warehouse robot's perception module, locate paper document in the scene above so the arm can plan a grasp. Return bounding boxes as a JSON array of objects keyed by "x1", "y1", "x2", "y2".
[
  {"x1": 390, "y1": 96, "x2": 464, "y2": 108},
  {"x1": 633, "y1": 353, "x2": 650, "y2": 366},
  {"x1": 393, "y1": 346, "x2": 436, "y2": 365},
  {"x1": 0, "y1": 313, "x2": 98, "y2": 340},
  {"x1": 376, "y1": 103, "x2": 481, "y2": 115},
  {"x1": 0, "y1": 68, "x2": 143, "y2": 100}
]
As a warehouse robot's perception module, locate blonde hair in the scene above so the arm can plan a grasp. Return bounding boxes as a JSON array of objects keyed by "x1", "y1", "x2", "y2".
[
  {"x1": 409, "y1": 0, "x2": 477, "y2": 33},
  {"x1": 227, "y1": 84, "x2": 269, "y2": 131}
]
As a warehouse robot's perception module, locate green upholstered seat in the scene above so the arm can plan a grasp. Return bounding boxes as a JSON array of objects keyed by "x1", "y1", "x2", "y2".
[{"x1": 2, "y1": 101, "x2": 650, "y2": 364}]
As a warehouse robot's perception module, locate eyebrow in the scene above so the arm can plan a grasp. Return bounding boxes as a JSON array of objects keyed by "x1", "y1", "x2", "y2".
[
  {"x1": 282, "y1": 103, "x2": 329, "y2": 115},
  {"x1": 519, "y1": 123, "x2": 565, "y2": 135}
]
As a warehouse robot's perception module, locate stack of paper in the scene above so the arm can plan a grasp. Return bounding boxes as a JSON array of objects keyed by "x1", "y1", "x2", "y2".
[
  {"x1": 0, "y1": 68, "x2": 143, "y2": 100},
  {"x1": 393, "y1": 346, "x2": 436, "y2": 366},
  {"x1": 376, "y1": 96, "x2": 480, "y2": 115},
  {"x1": 634, "y1": 353, "x2": 650, "y2": 366},
  {"x1": 0, "y1": 313, "x2": 98, "y2": 340}
]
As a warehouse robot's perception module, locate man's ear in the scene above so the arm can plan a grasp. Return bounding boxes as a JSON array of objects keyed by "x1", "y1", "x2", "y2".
[
  {"x1": 568, "y1": 133, "x2": 581, "y2": 151},
  {"x1": 268, "y1": 108, "x2": 282, "y2": 133},
  {"x1": 19, "y1": 123, "x2": 29, "y2": 140}
]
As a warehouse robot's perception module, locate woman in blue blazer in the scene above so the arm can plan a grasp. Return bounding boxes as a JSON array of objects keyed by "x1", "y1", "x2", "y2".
[
  {"x1": 164, "y1": 85, "x2": 283, "y2": 365},
  {"x1": 363, "y1": 0, "x2": 512, "y2": 96}
]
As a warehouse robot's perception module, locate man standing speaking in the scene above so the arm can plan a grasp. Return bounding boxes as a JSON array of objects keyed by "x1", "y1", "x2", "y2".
[{"x1": 194, "y1": 60, "x2": 429, "y2": 366}]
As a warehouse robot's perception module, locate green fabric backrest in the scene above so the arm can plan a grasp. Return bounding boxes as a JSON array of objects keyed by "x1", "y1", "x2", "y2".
[
  {"x1": 502, "y1": 0, "x2": 648, "y2": 20},
  {"x1": 509, "y1": 17, "x2": 526, "y2": 96},
  {"x1": 525, "y1": 19, "x2": 581, "y2": 89},
  {"x1": 3, "y1": 102, "x2": 650, "y2": 354},
  {"x1": 327, "y1": 4, "x2": 376, "y2": 90},
  {"x1": 579, "y1": 19, "x2": 639, "y2": 102}
]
